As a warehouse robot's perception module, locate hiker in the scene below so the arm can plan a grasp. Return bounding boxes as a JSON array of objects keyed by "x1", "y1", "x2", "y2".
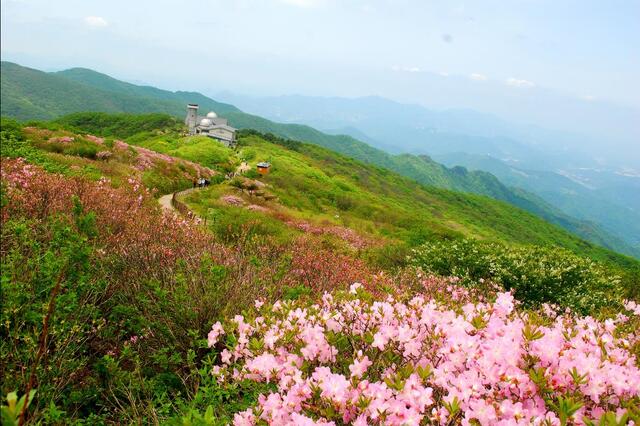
[
  {"x1": 204, "y1": 179, "x2": 210, "y2": 186},
  {"x1": 193, "y1": 180, "x2": 197, "y2": 188}
]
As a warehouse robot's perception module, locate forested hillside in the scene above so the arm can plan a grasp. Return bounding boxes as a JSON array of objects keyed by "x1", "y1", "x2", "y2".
[
  {"x1": 0, "y1": 62, "x2": 237, "y2": 120},
  {"x1": 2, "y1": 61, "x2": 637, "y2": 257}
]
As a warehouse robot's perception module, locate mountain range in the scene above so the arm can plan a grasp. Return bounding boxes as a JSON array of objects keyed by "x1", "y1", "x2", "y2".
[{"x1": 1, "y1": 60, "x2": 638, "y2": 258}]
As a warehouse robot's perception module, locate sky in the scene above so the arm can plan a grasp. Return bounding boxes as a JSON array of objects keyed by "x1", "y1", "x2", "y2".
[{"x1": 1, "y1": 0, "x2": 639, "y2": 156}]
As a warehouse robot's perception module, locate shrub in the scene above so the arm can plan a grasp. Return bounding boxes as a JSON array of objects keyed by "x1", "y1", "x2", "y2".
[
  {"x1": 0, "y1": 120, "x2": 66, "y2": 173},
  {"x1": 63, "y1": 141, "x2": 99, "y2": 159},
  {"x1": 96, "y1": 150, "x2": 112, "y2": 161},
  {"x1": 54, "y1": 112, "x2": 180, "y2": 139},
  {"x1": 0, "y1": 159, "x2": 268, "y2": 423},
  {"x1": 245, "y1": 169, "x2": 260, "y2": 179},
  {"x1": 336, "y1": 194, "x2": 355, "y2": 211},
  {"x1": 408, "y1": 239, "x2": 623, "y2": 315},
  {"x1": 200, "y1": 285, "x2": 640, "y2": 425}
]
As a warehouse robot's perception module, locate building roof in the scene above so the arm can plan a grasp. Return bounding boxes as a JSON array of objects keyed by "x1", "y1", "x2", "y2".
[
  {"x1": 210, "y1": 124, "x2": 237, "y2": 132},
  {"x1": 257, "y1": 162, "x2": 271, "y2": 168},
  {"x1": 206, "y1": 133, "x2": 234, "y2": 142}
]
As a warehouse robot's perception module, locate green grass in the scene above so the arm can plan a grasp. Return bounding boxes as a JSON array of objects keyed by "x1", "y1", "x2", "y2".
[{"x1": 131, "y1": 129, "x2": 637, "y2": 272}]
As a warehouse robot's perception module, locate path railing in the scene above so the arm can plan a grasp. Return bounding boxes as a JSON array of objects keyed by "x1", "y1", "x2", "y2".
[{"x1": 171, "y1": 191, "x2": 195, "y2": 218}]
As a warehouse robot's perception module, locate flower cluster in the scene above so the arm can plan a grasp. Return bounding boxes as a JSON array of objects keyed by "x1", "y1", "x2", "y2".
[
  {"x1": 96, "y1": 151, "x2": 112, "y2": 161},
  {"x1": 84, "y1": 134, "x2": 105, "y2": 144},
  {"x1": 278, "y1": 237, "x2": 393, "y2": 295},
  {"x1": 110, "y1": 138, "x2": 214, "y2": 177},
  {"x1": 207, "y1": 286, "x2": 640, "y2": 425},
  {"x1": 221, "y1": 195, "x2": 246, "y2": 206},
  {"x1": 285, "y1": 220, "x2": 372, "y2": 250},
  {"x1": 49, "y1": 135, "x2": 75, "y2": 143}
]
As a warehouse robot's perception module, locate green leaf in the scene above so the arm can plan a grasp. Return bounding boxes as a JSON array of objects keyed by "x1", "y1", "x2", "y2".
[{"x1": 5, "y1": 392, "x2": 17, "y2": 413}]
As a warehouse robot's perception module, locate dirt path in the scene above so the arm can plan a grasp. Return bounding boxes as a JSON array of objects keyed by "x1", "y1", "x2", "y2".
[
  {"x1": 158, "y1": 193, "x2": 174, "y2": 212},
  {"x1": 158, "y1": 187, "x2": 199, "y2": 216},
  {"x1": 158, "y1": 161, "x2": 244, "y2": 218}
]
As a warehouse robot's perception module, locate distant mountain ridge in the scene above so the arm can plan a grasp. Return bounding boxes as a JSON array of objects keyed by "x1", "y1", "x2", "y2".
[
  {"x1": 434, "y1": 152, "x2": 640, "y2": 252},
  {"x1": 1, "y1": 60, "x2": 637, "y2": 258},
  {"x1": 214, "y1": 92, "x2": 584, "y2": 170}
]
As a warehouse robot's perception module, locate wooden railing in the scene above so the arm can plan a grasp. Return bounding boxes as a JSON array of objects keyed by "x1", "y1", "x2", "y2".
[{"x1": 171, "y1": 189, "x2": 198, "y2": 219}]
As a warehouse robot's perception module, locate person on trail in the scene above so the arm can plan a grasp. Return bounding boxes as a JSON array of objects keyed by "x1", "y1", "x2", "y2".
[{"x1": 193, "y1": 180, "x2": 197, "y2": 188}]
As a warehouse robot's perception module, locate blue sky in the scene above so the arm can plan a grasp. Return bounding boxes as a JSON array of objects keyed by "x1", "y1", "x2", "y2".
[{"x1": 1, "y1": 0, "x2": 639, "y2": 151}]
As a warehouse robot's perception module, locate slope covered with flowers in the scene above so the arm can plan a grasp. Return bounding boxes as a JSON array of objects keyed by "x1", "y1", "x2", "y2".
[
  {"x1": 206, "y1": 283, "x2": 640, "y2": 425},
  {"x1": 2, "y1": 119, "x2": 640, "y2": 424}
]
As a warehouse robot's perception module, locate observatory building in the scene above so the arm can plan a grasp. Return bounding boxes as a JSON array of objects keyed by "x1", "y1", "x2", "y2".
[{"x1": 185, "y1": 104, "x2": 237, "y2": 147}]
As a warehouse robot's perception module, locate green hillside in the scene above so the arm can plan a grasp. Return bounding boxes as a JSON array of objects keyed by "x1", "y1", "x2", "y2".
[
  {"x1": 434, "y1": 151, "x2": 640, "y2": 253},
  {"x1": 59, "y1": 113, "x2": 640, "y2": 269},
  {"x1": 0, "y1": 61, "x2": 237, "y2": 120},
  {"x1": 3, "y1": 116, "x2": 640, "y2": 425},
  {"x1": 3, "y1": 114, "x2": 638, "y2": 275},
  {"x1": 1, "y1": 61, "x2": 635, "y2": 257}
]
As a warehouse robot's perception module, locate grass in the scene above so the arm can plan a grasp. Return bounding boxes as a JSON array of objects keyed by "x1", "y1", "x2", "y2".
[
  {"x1": 121, "y1": 127, "x2": 640, "y2": 275},
  {"x1": 0, "y1": 120, "x2": 207, "y2": 196}
]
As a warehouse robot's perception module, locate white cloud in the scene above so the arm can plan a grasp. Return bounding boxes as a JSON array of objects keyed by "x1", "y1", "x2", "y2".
[
  {"x1": 277, "y1": 0, "x2": 323, "y2": 8},
  {"x1": 582, "y1": 95, "x2": 596, "y2": 101},
  {"x1": 469, "y1": 73, "x2": 488, "y2": 81},
  {"x1": 506, "y1": 77, "x2": 535, "y2": 88},
  {"x1": 439, "y1": 71, "x2": 450, "y2": 77},
  {"x1": 84, "y1": 16, "x2": 108, "y2": 28},
  {"x1": 392, "y1": 65, "x2": 422, "y2": 73}
]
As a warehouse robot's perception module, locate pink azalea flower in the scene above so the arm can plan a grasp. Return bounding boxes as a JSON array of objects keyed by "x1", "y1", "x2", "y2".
[{"x1": 349, "y1": 353, "x2": 372, "y2": 378}]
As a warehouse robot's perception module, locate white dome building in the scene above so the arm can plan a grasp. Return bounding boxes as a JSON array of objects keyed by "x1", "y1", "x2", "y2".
[{"x1": 185, "y1": 104, "x2": 237, "y2": 147}]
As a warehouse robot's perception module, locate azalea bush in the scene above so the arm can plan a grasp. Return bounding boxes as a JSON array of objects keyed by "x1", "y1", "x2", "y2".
[
  {"x1": 0, "y1": 159, "x2": 263, "y2": 422},
  {"x1": 0, "y1": 118, "x2": 67, "y2": 173},
  {"x1": 1, "y1": 158, "x2": 404, "y2": 423},
  {"x1": 409, "y1": 239, "x2": 623, "y2": 315},
  {"x1": 204, "y1": 283, "x2": 640, "y2": 425}
]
